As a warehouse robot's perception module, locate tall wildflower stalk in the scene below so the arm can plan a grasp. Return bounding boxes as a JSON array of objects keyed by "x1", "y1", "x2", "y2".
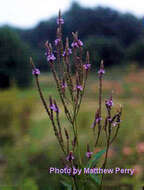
[{"x1": 30, "y1": 11, "x2": 122, "y2": 190}]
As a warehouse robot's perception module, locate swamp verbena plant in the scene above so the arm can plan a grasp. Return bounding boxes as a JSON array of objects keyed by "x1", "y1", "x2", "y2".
[{"x1": 30, "y1": 11, "x2": 122, "y2": 190}]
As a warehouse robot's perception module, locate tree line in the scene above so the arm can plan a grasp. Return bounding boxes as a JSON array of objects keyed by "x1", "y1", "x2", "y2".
[{"x1": 0, "y1": 2, "x2": 144, "y2": 88}]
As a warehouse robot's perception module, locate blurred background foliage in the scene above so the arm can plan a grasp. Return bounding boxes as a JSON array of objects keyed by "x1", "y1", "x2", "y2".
[{"x1": 0, "y1": 2, "x2": 144, "y2": 190}]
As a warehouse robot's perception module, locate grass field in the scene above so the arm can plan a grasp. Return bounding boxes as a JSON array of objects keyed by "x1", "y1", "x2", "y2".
[{"x1": 0, "y1": 65, "x2": 144, "y2": 189}]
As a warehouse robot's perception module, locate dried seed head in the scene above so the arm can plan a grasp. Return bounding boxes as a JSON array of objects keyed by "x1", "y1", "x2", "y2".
[
  {"x1": 45, "y1": 41, "x2": 49, "y2": 48},
  {"x1": 66, "y1": 37, "x2": 69, "y2": 49},
  {"x1": 100, "y1": 60, "x2": 104, "y2": 69},
  {"x1": 30, "y1": 57, "x2": 35, "y2": 69}
]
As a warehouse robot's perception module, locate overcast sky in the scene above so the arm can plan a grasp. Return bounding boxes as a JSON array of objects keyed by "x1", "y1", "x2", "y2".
[{"x1": 0, "y1": 0, "x2": 144, "y2": 28}]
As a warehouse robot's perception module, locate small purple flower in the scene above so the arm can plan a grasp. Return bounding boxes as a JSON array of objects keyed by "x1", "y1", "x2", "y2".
[
  {"x1": 62, "y1": 82, "x2": 67, "y2": 89},
  {"x1": 63, "y1": 48, "x2": 72, "y2": 56},
  {"x1": 47, "y1": 54, "x2": 56, "y2": 62},
  {"x1": 50, "y1": 104, "x2": 59, "y2": 113},
  {"x1": 98, "y1": 69, "x2": 105, "y2": 75},
  {"x1": 55, "y1": 38, "x2": 61, "y2": 46},
  {"x1": 83, "y1": 64, "x2": 91, "y2": 70},
  {"x1": 96, "y1": 117, "x2": 102, "y2": 123},
  {"x1": 91, "y1": 117, "x2": 102, "y2": 128},
  {"x1": 112, "y1": 122, "x2": 118, "y2": 127},
  {"x1": 91, "y1": 110, "x2": 102, "y2": 128},
  {"x1": 66, "y1": 151, "x2": 75, "y2": 162},
  {"x1": 76, "y1": 85, "x2": 83, "y2": 91},
  {"x1": 86, "y1": 151, "x2": 93, "y2": 158},
  {"x1": 71, "y1": 40, "x2": 83, "y2": 48},
  {"x1": 57, "y1": 18, "x2": 64, "y2": 25},
  {"x1": 32, "y1": 68, "x2": 40, "y2": 75},
  {"x1": 105, "y1": 97, "x2": 113, "y2": 108}
]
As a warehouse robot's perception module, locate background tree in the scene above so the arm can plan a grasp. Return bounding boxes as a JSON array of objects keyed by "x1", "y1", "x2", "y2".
[{"x1": 0, "y1": 27, "x2": 32, "y2": 88}]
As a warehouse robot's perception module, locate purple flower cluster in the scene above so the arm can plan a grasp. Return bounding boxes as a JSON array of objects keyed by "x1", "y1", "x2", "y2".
[
  {"x1": 57, "y1": 18, "x2": 64, "y2": 25},
  {"x1": 71, "y1": 40, "x2": 83, "y2": 48},
  {"x1": 83, "y1": 64, "x2": 91, "y2": 70},
  {"x1": 76, "y1": 85, "x2": 83, "y2": 91},
  {"x1": 55, "y1": 38, "x2": 61, "y2": 46},
  {"x1": 98, "y1": 68, "x2": 105, "y2": 75},
  {"x1": 47, "y1": 54, "x2": 56, "y2": 62},
  {"x1": 86, "y1": 151, "x2": 93, "y2": 158},
  {"x1": 105, "y1": 97, "x2": 113, "y2": 108},
  {"x1": 63, "y1": 48, "x2": 72, "y2": 57},
  {"x1": 32, "y1": 68, "x2": 40, "y2": 75},
  {"x1": 45, "y1": 48, "x2": 56, "y2": 62}
]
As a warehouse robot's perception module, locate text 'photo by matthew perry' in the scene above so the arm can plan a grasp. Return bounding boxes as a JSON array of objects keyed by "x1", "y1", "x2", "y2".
[{"x1": 49, "y1": 167, "x2": 135, "y2": 176}]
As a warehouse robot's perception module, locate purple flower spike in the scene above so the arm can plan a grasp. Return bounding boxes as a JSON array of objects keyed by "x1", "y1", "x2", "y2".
[
  {"x1": 32, "y1": 68, "x2": 40, "y2": 75},
  {"x1": 55, "y1": 38, "x2": 61, "y2": 46},
  {"x1": 63, "y1": 48, "x2": 72, "y2": 56},
  {"x1": 50, "y1": 104, "x2": 59, "y2": 113},
  {"x1": 76, "y1": 85, "x2": 83, "y2": 91},
  {"x1": 71, "y1": 39, "x2": 83, "y2": 48},
  {"x1": 47, "y1": 54, "x2": 56, "y2": 62},
  {"x1": 83, "y1": 64, "x2": 91, "y2": 70},
  {"x1": 86, "y1": 151, "x2": 93, "y2": 158},
  {"x1": 105, "y1": 97, "x2": 113, "y2": 108},
  {"x1": 98, "y1": 69, "x2": 105, "y2": 75},
  {"x1": 66, "y1": 151, "x2": 75, "y2": 162},
  {"x1": 57, "y1": 18, "x2": 64, "y2": 25}
]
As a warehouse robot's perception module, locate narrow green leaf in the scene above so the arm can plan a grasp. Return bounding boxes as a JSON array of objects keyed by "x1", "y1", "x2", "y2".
[
  {"x1": 61, "y1": 181, "x2": 72, "y2": 190},
  {"x1": 90, "y1": 173, "x2": 101, "y2": 185},
  {"x1": 87, "y1": 148, "x2": 106, "y2": 168}
]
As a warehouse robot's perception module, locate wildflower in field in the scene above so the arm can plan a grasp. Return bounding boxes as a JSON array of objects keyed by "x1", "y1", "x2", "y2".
[
  {"x1": 98, "y1": 68, "x2": 105, "y2": 75},
  {"x1": 98, "y1": 60, "x2": 105, "y2": 76},
  {"x1": 62, "y1": 82, "x2": 67, "y2": 90},
  {"x1": 55, "y1": 38, "x2": 61, "y2": 46},
  {"x1": 91, "y1": 110, "x2": 102, "y2": 128},
  {"x1": 50, "y1": 103, "x2": 59, "y2": 113},
  {"x1": 86, "y1": 144, "x2": 93, "y2": 158},
  {"x1": 66, "y1": 151, "x2": 75, "y2": 162},
  {"x1": 47, "y1": 53, "x2": 56, "y2": 62},
  {"x1": 122, "y1": 146, "x2": 133, "y2": 156},
  {"x1": 136, "y1": 142, "x2": 144, "y2": 153},
  {"x1": 57, "y1": 18, "x2": 64, "y2": 25},
  {"x1": 105, "y1": 96, "x2": 113, "y2": 108},
  {"x1": 32, "y1": 68, "x2": 40, "y2": 75},
  {"x1": 45, "y1": 42, "x2": 56, "y2": 62},
  {"x1": 83, "y1": 64, "x2": 91, "y2": 70},
  {"x1": 63, "y1": 48, "x2": 72, "y2": 56},
  {"x1": 76, "y1": 85, "x2": 83, "y2": 91},
  {"x1": 86, "y1": 151, "x2": 93, "y2": 158},
  {"x1": 71, "y1": 39, "x2": 83, "y2": 48}
]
